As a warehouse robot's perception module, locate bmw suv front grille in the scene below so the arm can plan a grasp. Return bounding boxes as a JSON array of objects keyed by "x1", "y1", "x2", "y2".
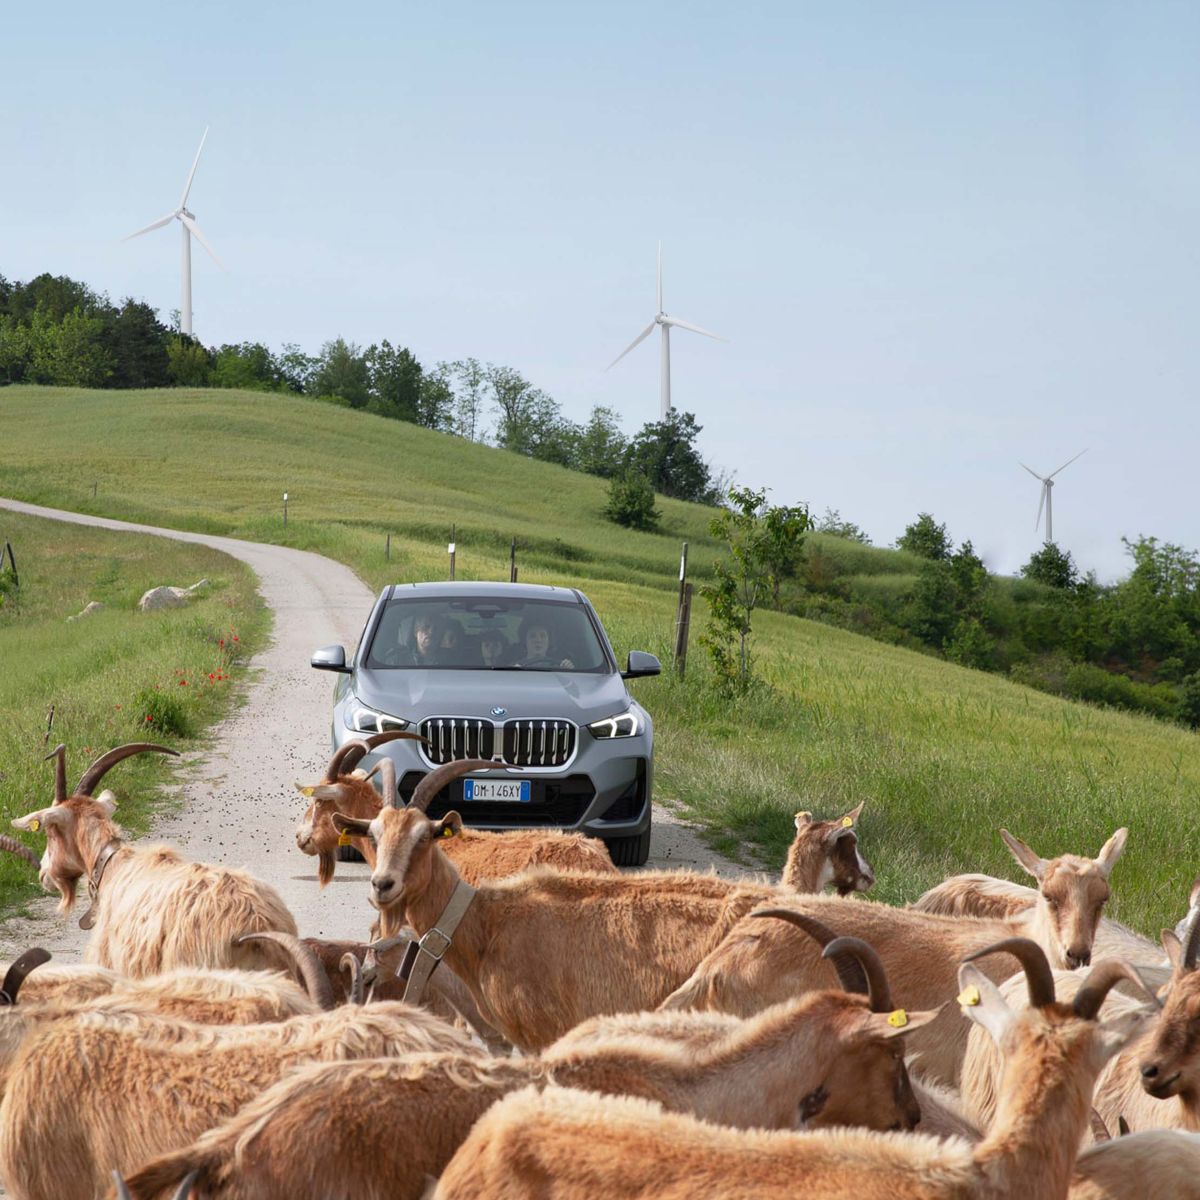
[{"x1": 419, "y1": 716, "x2": 576, "y2": 768}]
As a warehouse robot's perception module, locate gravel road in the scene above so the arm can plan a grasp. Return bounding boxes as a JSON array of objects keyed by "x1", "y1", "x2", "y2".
[{"x1": 0, "y1": 498, "x2": 743, "y2": 962}]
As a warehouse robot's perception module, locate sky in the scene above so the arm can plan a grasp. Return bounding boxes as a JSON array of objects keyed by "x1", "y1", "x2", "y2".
[{"x1": 3, "y1": 0, "x2": 1198, "y2": 580}]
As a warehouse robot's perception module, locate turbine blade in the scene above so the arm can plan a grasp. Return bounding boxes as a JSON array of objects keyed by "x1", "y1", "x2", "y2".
[
  {"x1": 606, "y1": 321, "x2": 657, "y2": 370},
  {"x1": 657, "y1": 242, "x2": 663, "y2": 313},
  {"x1": 1048, "y1": 447, "x2": 1088, "y2": 479},
  {"x1": 663, "y1": 316, "x2": 727, "y2": 342},
  {"x1": 1036, "y1": 484, "x2": 1046, "y2": 531},
  {"x1": 180, "y1": 126, "x2": 209, "y2": 209},
  {"x1": 1018, "y1": 462, "x2": 1044, "y2": 481},
  {"x1": 122, "y1": 211, "x2": 177, "y2": 241},
  {"x1": 179, "y1": 213, "x2": 224, "y2": 269}
]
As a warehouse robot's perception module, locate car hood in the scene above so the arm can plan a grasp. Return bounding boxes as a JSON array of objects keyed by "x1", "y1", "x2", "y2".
[{"x1": 351, "y1": 667, "x2": 633, "y2": 724}]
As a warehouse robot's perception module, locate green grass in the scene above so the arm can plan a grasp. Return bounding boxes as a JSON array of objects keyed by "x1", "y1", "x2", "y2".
[
  {"x1": 1, "y1": 384, "x2": 1197, "y2": 934},
  {"x1": 0, "y1": 508, "x2": 268, "y2": 915}
]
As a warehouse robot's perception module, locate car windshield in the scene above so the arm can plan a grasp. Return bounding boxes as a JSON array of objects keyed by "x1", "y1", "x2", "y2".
[{"x1": 365, "y1": 596, "x2": 611, "y2": 673}]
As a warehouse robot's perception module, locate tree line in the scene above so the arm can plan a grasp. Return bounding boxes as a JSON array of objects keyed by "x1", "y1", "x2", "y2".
[{"x1": 0, "y1": 270, "x2": 724, "y2": 507}]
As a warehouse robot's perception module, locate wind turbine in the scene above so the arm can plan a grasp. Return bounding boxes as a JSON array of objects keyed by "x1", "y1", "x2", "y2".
[
  {"x1": 123, "y1": 127, "x2": 223, "y2": 338},
  {"x1": 607, "y1": 244, "x2": 727, "y2": 420},
  {"x1": 1019, "y1": 449, "x2": 1088, "y2": 545}
]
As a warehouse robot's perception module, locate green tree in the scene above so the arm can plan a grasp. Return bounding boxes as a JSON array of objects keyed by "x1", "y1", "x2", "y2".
[
  {"x1": 623, "y1": 410, "x2": 716, "y2": 504},
  {"x1": 276, "y1": 343, "x2": 316, "y2": 393},
  {"x1": 815, "y1": 508, "x2": 872, "y2": 544},
  {"x1": 761, "y1": 498, "x2": 812, "y2": 607},
  {"x1": 0, "y1": 316, "x2": 31, "y2": 384},
  {"x1": 166, "y1": 335, "x2": 213, "y2": 386},
  {"x1": 27, "y1": 309, "x2": 113, "y2": 387},
  {"x1": 573, "y1": 405, "x2": 628, "y2": 478},
  {"x1": 1179, "y1": 671, "x2": 1200, "y2": 729},
  {"x1": 211, "y1": 342, "x2": 280, "y2": 391},
  {"x1": 443, "y1": 358, "x2": 488, "y2": 441},
  {"x1": 415, "y1": 367, "x2": 455, "y2": 430},
  {"x1": 309, "y1": 338, "x2": 370, "y2": 408},
  {"x1": 365, "y1": 340, "x2": 423, "y2": 421},
  {"x1": 104, "y1": 299, "x2": 171, "y2": 388},
  {"x1": 603, "y1": 471, "x2": 660, "y2": 532},
  {"x1": 1021, "y1": 543, "x2": 1078, "y2": 589},
  {"x1": 897, "y1": 513, "x2": 952, "y2": 560}
]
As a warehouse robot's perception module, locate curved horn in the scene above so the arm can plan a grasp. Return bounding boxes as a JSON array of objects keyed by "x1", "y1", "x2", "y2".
[
  {"x1": 1182, "y1": 907, "x2": 1200, "y2": 973},
  {"x1": 111, "y1": 1171, "x2": 133, "y2": 1200},
  {"x1": 76, "y1": 743, "x2": 179, "y2": 797},
  {"x1": 748, "y1": 908, "x2": 869, "y2": 996},
  {"x1": 964, "y1": 937, "x2": 1056, "y2": 1010},
  {"x1": 234, "y1": 931, "x2": 335, "y2": 1011},
  {"x1": 44, "y1": 743, "x2": 68, "y2": 803},
  {"x1": 376, "y1": 757, "x2": 399, "y2": 809},
  {"x1": 174, "y1": 1171, "x2": 200, "y2": 1200},
  {"x1": 0, "y1": 834, "x2": 43, "y2": 870},
  {"x1": 326, "y1": 730, "x2": 426, "y2": 781},
  {"x1": 340, "y1": 951, "x2": 366, "y2": 1005},
  {"x1": 1073, "y1": 959, "x2": 1159, "y2": 1021},
  {"x1": 410, "y1": 758, "x2": 498, "y2": 813},
  {"x1": 0, "y1": 947, "x2": 52, "y2": 1005},
  {"x1": 823, "y1": 935, "x2": 893, "y2": 1013}
]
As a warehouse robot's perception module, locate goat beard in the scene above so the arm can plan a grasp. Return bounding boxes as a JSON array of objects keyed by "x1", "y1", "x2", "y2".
[
  {"x1": 55, "y1": 875, "x2": 79, "y2": 913},
  {"x1": 318, "y1": 851, "x2": 335, "y2": 888}
]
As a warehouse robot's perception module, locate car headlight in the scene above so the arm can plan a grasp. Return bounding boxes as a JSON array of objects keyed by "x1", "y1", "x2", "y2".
[
  {"x1": 347, "y1": 703, "x2": 411, "y2": 734},
  {"x1": 588, "y1": 711, "x2": 641, "y2": 739}
]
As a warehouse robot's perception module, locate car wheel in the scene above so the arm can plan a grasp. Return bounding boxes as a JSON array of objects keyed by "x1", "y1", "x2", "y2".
[
  {"x1": 604, "y1": 826, "x2": 651, "y2": 868},
  {"x1": 336, "y1": 844, "x2": 365, "y2": 863}
]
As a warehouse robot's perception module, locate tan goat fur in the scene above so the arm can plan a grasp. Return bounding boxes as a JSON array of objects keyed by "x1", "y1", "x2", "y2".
[
  {"x1": 0, "y1": 1001, "x2": 476, "y2": 1200},
  {"x1": 434, "y1": 950, "x2": 1147, "y2": 1200},
  {"x1": 911, "y1": 827, "x2": 1129, "y2": 970},
  {"x1": 0, "y1": 960, "x2": 120, "y2": 1005},
  {"x1": 782, "y1": 803, "x2": 874, "y2": 895},
  {"x1": 1069, "y1": 1129, "x2": 1200, "y2": 1199}
]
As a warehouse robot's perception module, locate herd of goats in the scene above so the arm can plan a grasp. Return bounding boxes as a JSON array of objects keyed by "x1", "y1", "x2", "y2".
[{"x1": 0, "y1": 728, "x2": 1197, "y2": 1198}]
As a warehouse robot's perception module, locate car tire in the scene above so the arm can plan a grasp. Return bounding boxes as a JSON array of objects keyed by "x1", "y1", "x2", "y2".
[
  {"x1": 336, "y1": 844, "x2": 365, "y2": 863},
  {"x1": 604, "y1": 826, "x2": 651, "y2": 868}
]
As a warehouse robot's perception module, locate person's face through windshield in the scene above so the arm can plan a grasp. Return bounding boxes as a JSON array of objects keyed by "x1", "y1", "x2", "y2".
[
  {"x1": 524, "y1": 625, "x2": 550, "y2": 660},
  {"x1": 481, "y1": 632, "x2": 505, "y2": 666},
  {"x1": 414, "y1": 617, "x2": 437, "y2": 659}
]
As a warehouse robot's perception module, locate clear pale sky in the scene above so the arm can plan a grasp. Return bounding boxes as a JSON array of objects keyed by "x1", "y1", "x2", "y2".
[{"x1": 3, "y1": 1, "x2": 1198, "y2": 579}]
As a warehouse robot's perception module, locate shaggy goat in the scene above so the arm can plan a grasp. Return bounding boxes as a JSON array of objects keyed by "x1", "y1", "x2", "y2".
[
  {"x1": 117, "y1": 935, "x2": 937, "y2": 1200},
  {"x1": 0, "y1": 999, "x2": 477, "y2": 1200},
  {"x1": 782, "y1": 803, "x2": 874, "y2": 895},
  {"x1": 912, "y1": 826, "x2": 1129, "y2": 969},
  {"x1": 433, "y1": 939, "x2": 1148, "y2": 1200},
  {"x1": 1069, "y1": 1129, "x2": 1200, "y2": 1199},
  {"x1": 298, "y1": 749, "x2": 614, "y2": 884}
]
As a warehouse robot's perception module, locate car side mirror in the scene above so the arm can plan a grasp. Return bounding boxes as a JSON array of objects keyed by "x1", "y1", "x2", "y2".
[
  {"x1": 622, "y1": 651, "x2": 661, "y2": 679},
  {"x1": 311, "y1": 644, "x2": 351, "y2": 673}
]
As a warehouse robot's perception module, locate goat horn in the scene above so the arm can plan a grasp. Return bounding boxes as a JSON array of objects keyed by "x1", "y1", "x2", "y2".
[
  {"x1": 823, "y1": 936, "x2": 893, "y2": 1013},
  {"x1": 1181, "y1": 907, "x2": 1200, "y2": 973},
  {"x1": 964, "y1": 937, "x2": 1056, "y2": 1009},
  {"x1": 410, "y1": 758, "x2": 498, "y2": 813},
  {"x1": 375, "y1": 757, "x2": 399, "y2": 809},
  {"x1": 326, "y1": 730, "x2": 426, "y2": 781},
  {"x1": 367, "y1": 930, "x2": 415, "y2": 955},
  {"x1": 1090, "y1": 1110, "x2": 1112, "y2": 1142},
  {"x1": 0, "y1": 947, "x2": 52, "y2": 1005},
  {"x1": 1073, "y1": 959, "x2": 1159, "y2": 1021},
  {"x1": 340, "y1": 951, "x2": 365, "y2": 1004},
  {"x1": 43, "y1": 743, "x2": 68, "y2": 803},
  {"x1": 748, "y1": 909, "x2": 870, "y2": 997},
  {"x1": 76, "y1": 743, "x2": 179, "y2": 797},
  {"x1": 174, "y1": 1171, "x2": 200, "y2": 1200},
  {"x1": 0, "y1": 835, "x2": 42, "y2": 870},
  {"x1": 1118, "y1": 1116, "x2": 1131, "y2": 1137},
  {"x1": 111, "y1": 1170, "x2": 133, "y2": 1200},
  {"x1": 234, "y1": 932, "x2": 335, "y2": 1011}
]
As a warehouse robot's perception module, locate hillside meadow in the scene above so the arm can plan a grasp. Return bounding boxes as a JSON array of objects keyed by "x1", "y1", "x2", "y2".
[{"x1": 1, "y1": 385, "x2": 1197, "y2": 932}]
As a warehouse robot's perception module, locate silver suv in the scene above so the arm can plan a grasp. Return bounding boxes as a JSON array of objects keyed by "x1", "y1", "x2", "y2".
[{"x1": 311, "y1": 581, "x2": 659, "y2": 865}]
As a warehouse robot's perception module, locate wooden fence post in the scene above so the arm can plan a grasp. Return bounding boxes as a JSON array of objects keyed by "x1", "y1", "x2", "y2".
[
  {"x1": 674, "y1": 583, "x2": 694, "y2": 676},
  {"x1": 509, "y1": 538, "x2": 517, "y2": 583},
  {"x1": 4, "y1": 541, "x2": 17, "y2": 589},
  {"x1": 385, "y1": 533, "x2": 391, "y2": 562},
  {"x1": 449, "y1": 524, "x2": 457, "y2": 581}
]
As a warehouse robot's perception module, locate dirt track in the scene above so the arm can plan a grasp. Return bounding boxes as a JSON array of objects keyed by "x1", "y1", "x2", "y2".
[{"x1": 0, "y1": 497, "x2": 743, "y2": 962}]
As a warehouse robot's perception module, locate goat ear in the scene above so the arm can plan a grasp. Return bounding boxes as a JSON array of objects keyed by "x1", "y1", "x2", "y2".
[
  {"x1": 1094, "y1": 827, "x2": 1129, "y2": 878},
  {"x1": 11, "y1": 808, "x2": 64, "y2": 834},
  {"x1": 434, "y1": 811, "x2": 464, "y2": 840},
  {"x1": 999, "y1": 829, "x2": 1046, "y2": 881},
  {"x1": 1095, "y1": 1008, "x2": 1152, "y2": 1062},
  {"x1": 826, "y1": 824, "x2": 858, "y2": 847},
  {"x1": 866, "y1": 1005, "x2": 942, "y2": 1039},
  {"x1": 1162, "y1": 929, "x2": 1184, "y2": 972},
  {"x1": 331, "y1": 812, "x2": 372, "y2": 837},
  {"x1": 93, "y1": 790, "x2": 118, "y2": 818},
  {"x1": 956, "y1": 964, "x2": 1016, "y2": 1046},
  {"x1": 839, "y1": 801, "x2": 865, "y2": 826},
  {"x1": 793, "y1": 811, "x2": 813, "y2": 830}
]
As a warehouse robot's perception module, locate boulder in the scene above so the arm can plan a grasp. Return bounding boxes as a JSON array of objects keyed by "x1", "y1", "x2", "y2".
[{"x1": 138, "y1": 586, "x2": 190, "y2": 613}]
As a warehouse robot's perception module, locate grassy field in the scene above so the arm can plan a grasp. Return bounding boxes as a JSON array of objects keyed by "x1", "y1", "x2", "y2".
[
  {"x1": 0, "y1": 508, "x2": 268, "y2": 914},
  {"x1": 1, "y1": 384, "x2": 1197, "y2": 934}
]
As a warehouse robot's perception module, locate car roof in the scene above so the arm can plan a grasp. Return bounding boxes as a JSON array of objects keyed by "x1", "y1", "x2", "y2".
[{"x1": 381, "y1": 580, "x2": 585, "y2": 603}]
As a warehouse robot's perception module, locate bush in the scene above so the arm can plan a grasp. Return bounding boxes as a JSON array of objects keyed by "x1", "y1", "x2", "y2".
[
  {"x1": 604, "y1": 471, "x2": 660, "y2": 532},
  {"x1": 1180, "y1": 672, "x2": 1200, "y2": 729},
  {"x1": 133, "y1": 686, "x2": 193, "y2": 738}
]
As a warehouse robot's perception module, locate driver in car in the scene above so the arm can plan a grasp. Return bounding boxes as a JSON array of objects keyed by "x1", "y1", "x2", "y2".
[{"x1": 514, "y1": 618, "x2": 574, "y2": 669}]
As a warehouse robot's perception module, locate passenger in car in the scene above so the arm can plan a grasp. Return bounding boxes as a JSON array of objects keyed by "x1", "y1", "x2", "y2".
[
  {"x1": 439, "y1": 621, "x2": 466, "y2": 665},
  {"x1": 480, "y1": 629, "x2": 510, "y2": 668},
  {"x1": 514, "y1": 617, "x2": 574, "y2": 669},
  {"x1": 406, "y1": 612, "x2": 442, "y2": 666}
]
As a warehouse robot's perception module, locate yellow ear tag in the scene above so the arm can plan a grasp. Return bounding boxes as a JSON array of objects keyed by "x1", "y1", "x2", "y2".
[
  {"x1": 299, "y1": 786, "x2": 316, "y2": 798},
  {"x1": 842, "y1": 816, "x2": 854, "y2": 828},
  {"x1": 957, "y1": 985, "x2": 982, "y2": 1008},
  {"x1": 441, "y1": 826, "x2": 455, "y2": 839},
  {"x1": 887, "y1": 1009, "x2": 908, "y2": 1029},
  {"x1": 337, "y1": 831, "x2": 352, "y2": 847},
  {"x1": 28, "y1": 819, "x2": 40, "y2": 833}
]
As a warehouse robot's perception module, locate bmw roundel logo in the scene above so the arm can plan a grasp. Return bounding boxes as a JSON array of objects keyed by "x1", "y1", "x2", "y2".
[{"x1": 491, "y1": 706, "x2": 507, "y2": 718}]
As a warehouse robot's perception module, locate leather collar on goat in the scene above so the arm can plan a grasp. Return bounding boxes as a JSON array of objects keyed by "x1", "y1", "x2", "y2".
[
  {"x1": 79, "y1": 839, "x2": 124, "y2": 931},
  {"x1": 397, "y1": 879, "x2": 477, "y2": 1006}
]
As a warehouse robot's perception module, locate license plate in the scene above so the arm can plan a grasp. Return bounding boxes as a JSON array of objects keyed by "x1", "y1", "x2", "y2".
[{"x1": 463, "y1": 778, "x2": 531, "y2": 802}]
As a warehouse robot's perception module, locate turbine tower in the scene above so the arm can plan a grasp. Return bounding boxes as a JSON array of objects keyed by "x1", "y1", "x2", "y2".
[
  {"x1": 123, "y1": 127, "x2": 223, "y2": 338},
  {"x1": 1020, "y1": 449, "x2": 1088, "y2": 545},
  {"x1": 607, "y1": 244, "x2": 726, "y2": 420}
]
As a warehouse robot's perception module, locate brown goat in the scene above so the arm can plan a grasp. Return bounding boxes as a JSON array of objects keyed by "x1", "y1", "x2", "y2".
[
  {"x1": 11, "y1": 743, "x2": 299, "y2": 978},
  {"x1": 298, "y1": 747, "x2": 614, "y2": 884},
  {"x1": 0, "y1": 1000, "x2": 477, "y2": 1200},
  {"x1": 912, "y1": 826, "x2": 1129, "y2": 970},
  {"x1": 782, "y1": 803, "x2": 874, "y2": 895},
  {"x1": 115, "y1": 936, "x2": 937, "y2": 1200},
  {"x1": 433, "y1": 940, "x2": 1149, "y2": 1200},
  {"x1": 1069, "y1": 1129, "x2": 1200, "y2": 1199}
]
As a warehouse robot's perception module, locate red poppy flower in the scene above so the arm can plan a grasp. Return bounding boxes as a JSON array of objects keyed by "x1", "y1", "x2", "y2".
[{"x1": 179, "y1": 679, "x2": 187, "y2": 686}]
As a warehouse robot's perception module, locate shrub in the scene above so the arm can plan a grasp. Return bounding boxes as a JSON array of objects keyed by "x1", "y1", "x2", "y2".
[
  {"x1": 1180, "y1": 672, "x2": 1200, "y2": 729},
  {"x1": 134, "y1": 686, "x2": 193, "y2": 738},
  {"x1": 604, "y1": 471, "x2": 660, "y2": 532}
]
